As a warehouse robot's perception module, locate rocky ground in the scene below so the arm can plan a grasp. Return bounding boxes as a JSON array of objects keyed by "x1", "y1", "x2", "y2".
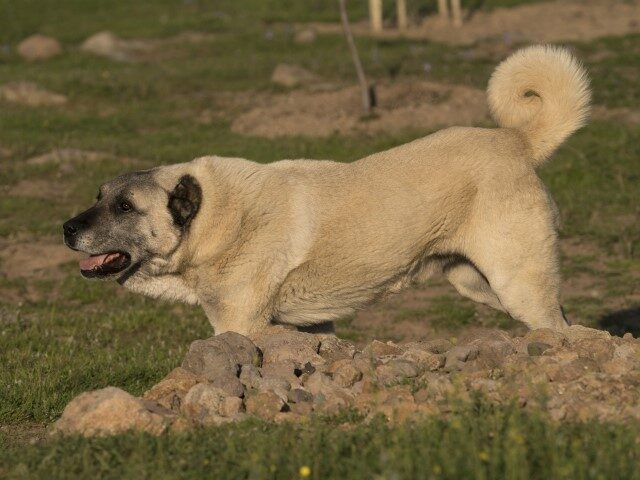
[{"x1": 54, "y1": 324, "x2": 640, "y2": 437}]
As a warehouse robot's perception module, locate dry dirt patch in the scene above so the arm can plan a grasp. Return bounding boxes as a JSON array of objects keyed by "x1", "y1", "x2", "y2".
[
  {"x1": 231, "y1": 80, "x2": 489, "y2": 138},
  {"x1": 0, "y1": 239, "x2": 80, "y2": 280},
  {"x1": 306, "y1": 0, "x2": 640, "y2": 45}
]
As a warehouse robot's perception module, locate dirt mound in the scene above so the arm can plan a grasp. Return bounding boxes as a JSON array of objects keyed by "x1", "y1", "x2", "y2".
[
  {"x1": 80, "y1": 30, "x2": 215, "y2": 63},
  {"x1": 53, "y1": 325, "x2": 640, "y2": 436},
  {"x1": 231, "y1": 80, "x2": 489, "y2": 138},
  {"x1": 306, "y1": 0, "x2": 640, "y2": 45},
  {"x1": 0, "y1": 82, "x2": 67, "y2": 107}
]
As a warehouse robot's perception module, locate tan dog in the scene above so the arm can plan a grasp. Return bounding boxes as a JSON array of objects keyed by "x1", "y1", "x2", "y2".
[{"x1": 63, "y1": 45, "x2": 591, "y2": 335}]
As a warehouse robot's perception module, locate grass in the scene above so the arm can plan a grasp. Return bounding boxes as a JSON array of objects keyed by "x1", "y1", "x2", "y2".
[
  {"x1": 0, "y1": 0, "x2": 639, "y2": 476},
  {"x1": 2, "y1": 402, "x2": 640, "y2": 479}
]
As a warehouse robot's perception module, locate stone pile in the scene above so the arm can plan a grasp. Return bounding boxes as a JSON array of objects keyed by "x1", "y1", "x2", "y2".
[{"x1": 54, "y1": 325, "x2": 640, "y2": 436}]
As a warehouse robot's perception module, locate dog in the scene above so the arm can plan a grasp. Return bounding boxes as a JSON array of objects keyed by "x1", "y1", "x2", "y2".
[{"x1": 63, "y1": 45, "x2": 590, "y2": 336}]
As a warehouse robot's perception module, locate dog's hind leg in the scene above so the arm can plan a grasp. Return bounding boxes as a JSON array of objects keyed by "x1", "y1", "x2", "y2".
[
  {"x1": 462, "y1": 213, "x2": 568, "y2": 330},
  {"x1": 443, "y1": 260, "x2": 505, "y2": 312}
]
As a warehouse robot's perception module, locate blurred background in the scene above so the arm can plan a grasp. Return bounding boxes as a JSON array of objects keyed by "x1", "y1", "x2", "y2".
[{"x1": 0, "y1": 0, "x2": 638, "y2": 432}]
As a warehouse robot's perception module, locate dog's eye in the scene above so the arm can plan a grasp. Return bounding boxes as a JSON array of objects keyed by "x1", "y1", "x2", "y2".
[{"x1": 118, "y1": 201, "x2": 132, "y2": 212}]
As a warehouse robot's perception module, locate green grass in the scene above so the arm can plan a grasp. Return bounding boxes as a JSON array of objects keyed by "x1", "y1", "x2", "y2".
[{"x1": 2, "y1": 403, "x2": 640, "y2": 479}]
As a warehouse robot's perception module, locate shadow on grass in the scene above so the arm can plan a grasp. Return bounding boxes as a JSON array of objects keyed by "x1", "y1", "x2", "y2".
[{"x1": 598, "y1": 307, "x2": 640, "y2": 337}]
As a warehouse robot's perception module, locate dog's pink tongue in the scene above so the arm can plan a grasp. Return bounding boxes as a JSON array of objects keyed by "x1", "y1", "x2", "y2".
[{"x1": 79, "y1": 254, "x2": 109, "y2": 271}]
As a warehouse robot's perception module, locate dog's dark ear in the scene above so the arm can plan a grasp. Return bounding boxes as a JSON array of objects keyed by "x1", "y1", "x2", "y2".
[{"x1": 168, "y1": 175, "x2": 202, "y2": 230}]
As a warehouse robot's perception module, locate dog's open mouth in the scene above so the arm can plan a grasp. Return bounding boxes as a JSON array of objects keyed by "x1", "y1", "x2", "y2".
[{"x1": 79, "y1": 252, "x2": 131, "y2": 278}]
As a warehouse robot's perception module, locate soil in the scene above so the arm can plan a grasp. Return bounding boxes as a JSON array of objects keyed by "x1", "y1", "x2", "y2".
[
  {"x1": 231, "y1": 80, "x2": 490, "y2": 138},
  {"x1": 304, "y1": 0, "x2": 640, "y2": 45},
  {"x1": 0, "y1": 238, "x2": 80, "y2": 280}
]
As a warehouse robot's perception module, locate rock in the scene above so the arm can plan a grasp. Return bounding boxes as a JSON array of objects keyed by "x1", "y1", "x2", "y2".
[
  {"x1": 220, "y1": 396, "x2": 244, "y2": 417},
  {"x1": 294, "y1": 28, "x2": 317, "y2": 44},
  {"x1": 375, "y1": 360, "x2": 418, "y2": 386},
  {"x1": 564, "y1": 325, "x2": 612, "y2": 343},
  {"x1": 142, "y1": 367, "x2": 198, "y2": 410},
  {"x1": 182, "y1": 332, "x2": 261, "y2": 381},
  {"x1": 328, "y1": 359, "x2": 362, "y2": 388},
  {"x1": 527, "y1": 342, "x2": 551, "y2": 356},
  {"x1": 182, "y1": 384, "x2": 230, "y2": 423},
  {"x1": 245, "y1": 391, "x2": 285, "y2": 420},
  {"x1": 270, "y1": 64, "x2": 317, "y2": 88},
  {"x1": 253, "y1": 330, "x2": 322, "y2": 365},
  {"x1": 54, "y1": 387, "x2": 169, "y2": 436},
  {"x1": 362, "y1": 340, "x2": 403, "y2": 357},
  {"x1": 444, "y1": 345, "x2": 480, "y2": 371},
  {"x1": 257, "y1": 376, "x2": 291, "y2": 402},
  {"x1": 304, "y1": 372, "x2": 353, "y2": 408},
  {"x1": 261, "y1": 360, "x2": 300, "y2": 385},
  {"x1": 17, "y1": 34, "x2": 62, "y2": 61},
  {"x1": 239, "y1": 364, "x2": 262, "y2": 389},
  {"x1": 573, "y1": 338, "x2": 614, "y2": 363},
  {"x1": 401, "y1": 349, "x2": 445, "y2": 371},
  {"x1": 523, "y1": 328, "x2": 566, "y2": 349},
  {"x1": 210, "y1": 375, "x2": 245, "y2": 397},
  {"x1": 318, "y1": 335, "x2": 357, "y2": 362},
  {"x1": 80, "y1": 31, "x2": 136, "y2": 62},
  {"x1": 288, "y1": 388, "x2": 313, "y2": 403},
  {"x1": 289, "y1": 401, "x2": 314, "y2": 415},
  {"x1": 403, "y1": 339, "x2": 452, "y2": 354},
  {"x1": 0, "y1": 82, "x2": 67, "y2": 107},
  {"x1": 546, "y1": 357, "x2": 600, "y2": 383}
]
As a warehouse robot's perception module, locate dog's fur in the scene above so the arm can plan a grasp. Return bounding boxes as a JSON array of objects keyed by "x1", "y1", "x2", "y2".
[{"x1": 63, "y1": 45, "x2": 591, "y2": 335}]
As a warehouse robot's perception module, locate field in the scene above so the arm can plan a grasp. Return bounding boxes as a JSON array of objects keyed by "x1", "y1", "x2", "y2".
[{"x1": 1, "y1": 0, "x2": 639, "y2": 478}]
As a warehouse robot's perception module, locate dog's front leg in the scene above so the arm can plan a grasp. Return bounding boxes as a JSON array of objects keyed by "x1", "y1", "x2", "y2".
[{"x1": 200, "y1": 284, "x2": 274, "y2": 336}]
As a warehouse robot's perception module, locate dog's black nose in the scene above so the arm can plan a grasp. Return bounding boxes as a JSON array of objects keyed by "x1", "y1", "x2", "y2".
[{"x1": 63, "y1": 220, "x2": 80, "y2": 237}]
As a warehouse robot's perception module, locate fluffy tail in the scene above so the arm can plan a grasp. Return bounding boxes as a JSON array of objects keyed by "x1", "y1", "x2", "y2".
[{"x1": 487, "y1": 45, "x2": 591, "y2": 167}]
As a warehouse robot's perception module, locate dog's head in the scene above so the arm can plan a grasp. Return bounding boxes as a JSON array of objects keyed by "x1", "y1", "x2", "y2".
[{"x1": 63, "y1": 170, "x2": 202, "y2": 281}]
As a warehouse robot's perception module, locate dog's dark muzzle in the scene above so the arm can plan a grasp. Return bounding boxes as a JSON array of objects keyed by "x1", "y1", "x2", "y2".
[{"x1": 63, "y1": 207, "x2": 98, "y2": 248}]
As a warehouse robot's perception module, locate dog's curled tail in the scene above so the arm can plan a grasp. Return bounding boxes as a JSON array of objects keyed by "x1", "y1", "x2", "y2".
[{"x1": 487, "y1": 45, "x2": 591, "y2": 167}]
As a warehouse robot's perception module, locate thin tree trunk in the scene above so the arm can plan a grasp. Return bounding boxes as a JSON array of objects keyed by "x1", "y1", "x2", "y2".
[
  {"x1": 368, "y1": 0, "x2": 383, "y2": 32},
  {"x1": 438, "y1": 0, "x2": 449, "y2": 20},
  {"x1": 396, "y1": 0, "x2": 408, "y2": 30},
  {"x1": 451, "y1": 0, "x2": 463, "y2": 27},
  {"x1": 340, "y1": 0, "x2": 373, "y2": 114}
]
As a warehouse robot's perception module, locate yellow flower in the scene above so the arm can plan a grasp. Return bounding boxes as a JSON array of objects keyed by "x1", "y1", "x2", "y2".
[
  {"x1": 299, "y1": 465, "x2": 312, "y2": 478},
  {"x1": 478, "y1": 451, "x2": 490, "y2": 462}
]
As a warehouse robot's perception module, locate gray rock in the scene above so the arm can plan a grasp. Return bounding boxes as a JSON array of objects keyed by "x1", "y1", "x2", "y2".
[
  {"x1": 239, "y1": 364, "x2": 262, "y2": 389},
  {"x1": 288, "y1": 388, "x2": 313, "y2": 403},
  {"x1": 210, "y1": 374, "x2": 245, "y2": 397},
  {"x1": 182, "y1": 332, "x2": 261, "y2": 381},
  {"x1": 261, "y1": 360, "x2": 300, "y2": 385},
  {"x1": 253, "y1": 330, "x2": 322, "y2": 365},
  {"x1": 182, "y1": 384, "x2": 229, "y2": 423},
  {"x1": 318, "y1": 335, "x2": 357, "y2": 362},
  {"x1": 376, "y1": 360, "x2": 419, "y2": 385}
]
